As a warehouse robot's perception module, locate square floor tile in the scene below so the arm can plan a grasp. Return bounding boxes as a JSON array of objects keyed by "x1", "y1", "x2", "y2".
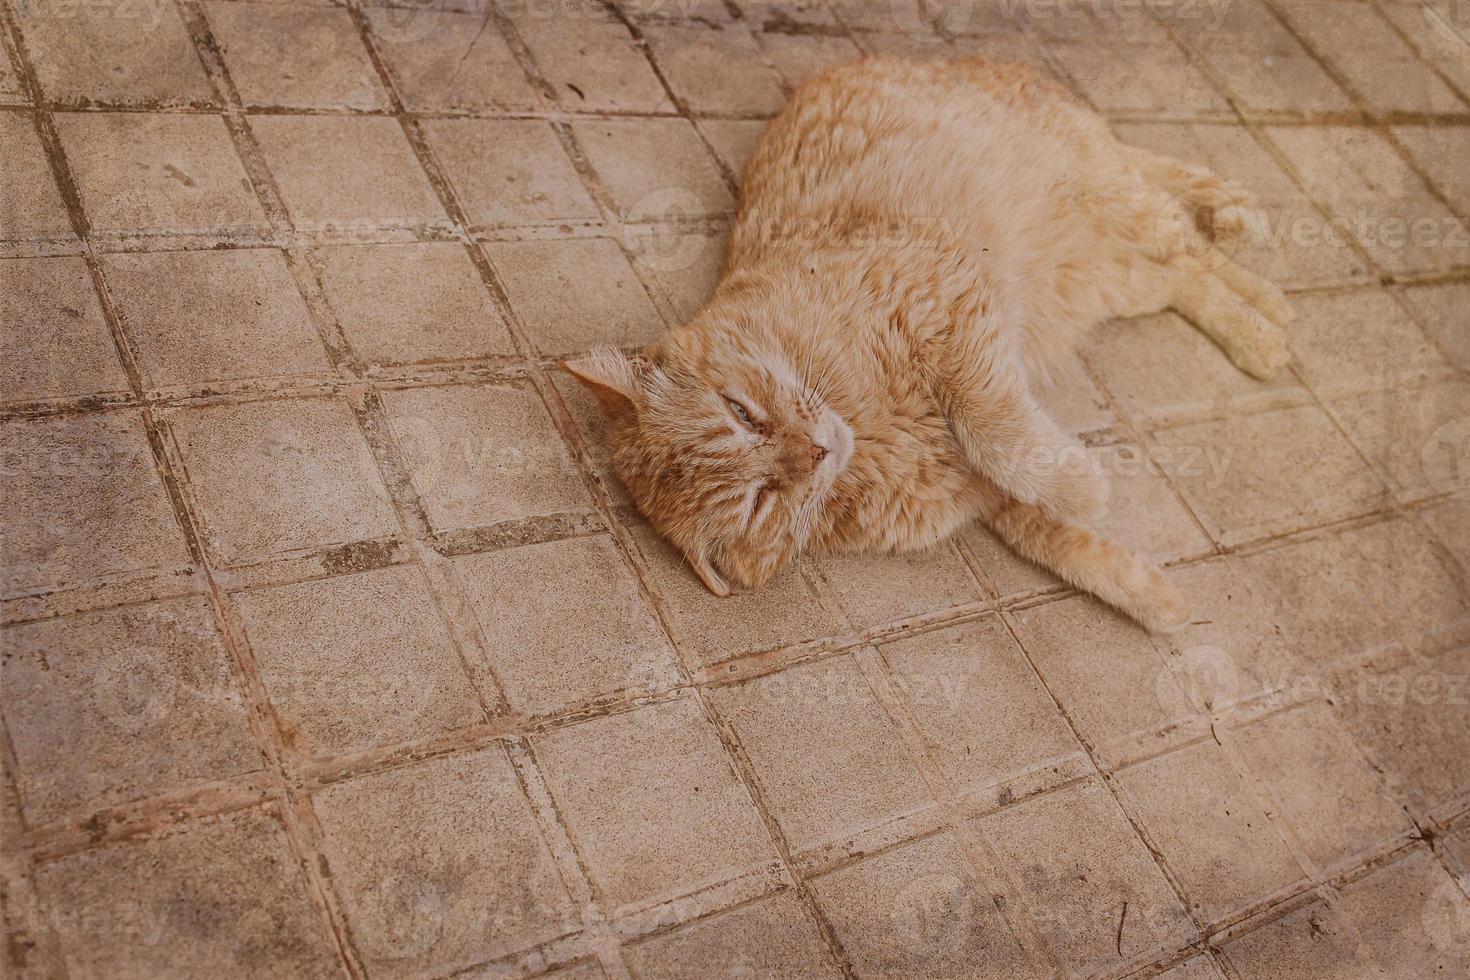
[
  {"x1": 1397, "y1": 280, "x2": 1470, "y2": 371},
  {"x1": 1010, "y1": 596, "x2": 1195, "y2": 750},
  {"x1": 627, "y1": 522, "x2": 848, "y2": 668},
  {"x1": 878, "y1": 617, "x2": 1083, "y2": 796},
  {"x1": 977, "y1": 779, "x2": 1192, "y2": 975},
  {"x1": 1158, "y1": 557, "x2": 1293, "y2": 710},
  {"x1": 548, "y1": 371, "x2": 633, "y2": 507},
  {"x1": 423, "y1": 118, "x2": 599, "y2": 229},
  {"x1": 35, "y1": 806, "x2": 339, "y2": 979},
  {"x1": 708, "y1": 656, "x2": 929, "y2": 851},
  {"x1": 811, "y1": 832, "x2": 1030, "y2": 977},
  {"x1": 1, "y1": 411, "x2": 190, "y2": 593},
  {"x1": 1171, "y1": 0, "x2": 1354, "y2": 117},
  {"x1": 454, "y1": 534, "x2": 679, "y2": 715},
  {"x1": 313, "y1": 746, "x2": 577, "y2": 974},
  {"x1": 1267, "y1": 125, "x2": 1467, "y2": 278},
  {"x1": 1278, "y1": 2, "x2": 1464, "y2": 115},
  {"x1": 2, "y1": 597, "x2": 260, "y2": 824},
  {"x1": 1220, "y1": 899, "x2": 1378, "y2": 979},
  {"x1": 169, "y1": 397, "x2": 397, "y2": 565},
  {"x1": 645, "y1": 25, "x2": 786, "y2": 116},
  {"x1": 367, "y1": 9, "x2": 540, "y2": 112},
  {"x1": 1331, "y1": 377, "x2": 1470, "y2": 500},
  {"x1": 1036, "y1": 353, "x2": 1114, "y2": 435},
  {"x1": 514, "y1": 11, "x2": 670, "y2": 112},
  {"x1": 625, "y1": 224, "x2": 728, "y2": 322},
  {"x1": 1240, "y1": 517, "x2": 1467, "y2": 671},
  {"x1": 1092, "y1": 442, "x2": 1212, "y2": 563},
  {"x1": 696, "y1": 118, "x2": 766, "y2": 180},
  {"x1": 1234, "y1": 702, "x2": 1411, "y2": 872},
  {"x1": 959, "y1": 523, "x2": 1062, "y2": 599},
  {"x1": 1153, "y1": 405, "x2": 1384, "y2": 547},
  {"x1": 1113, "y1": 740, "x2": 1304, "y2": 924},
  {"x1": 313, "y1": 242, "x2": 516, "y2": 366},
  {"x1": 1288, "y1": 290, "x2": 1449, "y2": 399},
  {"x1": 251, "y1": 115, "x2": 448, "y2": 232},
  {"x1": 818, "y1": 545, "x2": 982, "y2": 628},
  {"x1": 57, "y1": 112, "x2": 269, "y2": 237},
  {"x1": 1084, "y1": 312, "x2": 1303, "y2": 428},
  {"x1": 381, "y1": 383, "x2": 591, "y2": 533},
  {"x1": 623, "y1": 891, "x2": 840, "y2": 979},
  {"x1": 1379, "y1": 0, "x2": 1470, "y2": 96},
  {"x1": 102, "y1": 249, "x2": 331, "y2": 389},
  {"x1": 1327, "y1": 649, "x2": 1470, "y2": 811},
  {"x1": 756, "y1": 31, "x2": 863, "y2": 91},
  {"x1": 18, "y1": 1, "x2": 215, "y2": 107},
  {"x1": 1045, "y1": 35, "x2": 1226, "y2": 114},
  {"x1": 0, "y1": 113, "x2": 73, "y2": 240},
  {"x1": 1419, "y1": 496, "x2": 1469, "y2": 570},
  {"x1": 206, "y1": 3, "x2": 388, "y2": 110},
  {"x1": 1111, "y1": 121, "x2": 1366, "y2": 288},
  {"x1": 1, "y1": 256, "x2": 128, "y2": 402},
  {"x1": 485, "y1": 238, "x2": 663, "y2": 355},
  {"x1": 533, "y1": 697, "x2": 775, "y2": 910},
  {"x1": 1336, "y1": 850, "x2": 1470, "y2": 977},
  {"x1": 0, "y1": 38, "x2": 25, "y2": 104},
  {"x1": 236, "y1": 565, "x2": 483, "y2": 758},
  {"x1": 572, "y1": 117, "x2": 734, "y2": 219}
]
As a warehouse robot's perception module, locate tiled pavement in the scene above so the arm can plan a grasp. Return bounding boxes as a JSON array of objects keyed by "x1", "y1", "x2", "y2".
[{"x1": 1, "y1": 0, "x2": 1468, "y2": 976}]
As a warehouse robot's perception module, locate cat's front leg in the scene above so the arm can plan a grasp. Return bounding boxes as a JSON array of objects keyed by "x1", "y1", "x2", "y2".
[{"x1": 933, "y1": 353, "x2": 1109, "y2": 525}]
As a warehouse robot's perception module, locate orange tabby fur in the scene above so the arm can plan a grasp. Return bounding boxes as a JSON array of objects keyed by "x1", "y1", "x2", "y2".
[{"x1": 565, "y1": 56, "x2": 1292, "y2": 631}]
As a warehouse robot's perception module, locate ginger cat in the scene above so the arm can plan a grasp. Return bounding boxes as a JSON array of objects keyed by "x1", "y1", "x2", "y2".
[{"x1": 565, "y1": 57, "x2": 1291, "y2": 631}]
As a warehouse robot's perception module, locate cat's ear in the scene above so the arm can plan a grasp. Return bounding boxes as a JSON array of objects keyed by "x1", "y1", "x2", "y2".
[{"x1": 561, "y1": 347, "x2": 649, "y2": 426}]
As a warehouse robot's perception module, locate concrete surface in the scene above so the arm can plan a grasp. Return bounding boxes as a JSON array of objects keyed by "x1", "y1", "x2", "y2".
[{"x1": 2, "y1": 0, "x2": 1469, "y2": 977}]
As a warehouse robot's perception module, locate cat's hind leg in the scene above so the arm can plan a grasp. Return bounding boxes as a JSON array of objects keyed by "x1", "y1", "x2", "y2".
[{"x1": 982, "y1": 495, "x2": 1190, "y2": 632}]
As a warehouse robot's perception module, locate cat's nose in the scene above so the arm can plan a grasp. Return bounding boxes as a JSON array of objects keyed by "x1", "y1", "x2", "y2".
[{"x1": 809, "y1": 440, "x2": 829, "y2": 467}]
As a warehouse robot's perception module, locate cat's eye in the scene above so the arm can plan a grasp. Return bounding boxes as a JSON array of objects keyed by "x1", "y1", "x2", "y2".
[{"x1": 725, "y1": 397, "x2": 760, "y2": 431}]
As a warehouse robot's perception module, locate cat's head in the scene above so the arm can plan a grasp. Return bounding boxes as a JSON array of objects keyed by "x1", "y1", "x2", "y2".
[{"x1": 563, "y1": 334, "x2": 853, "y2": 596}]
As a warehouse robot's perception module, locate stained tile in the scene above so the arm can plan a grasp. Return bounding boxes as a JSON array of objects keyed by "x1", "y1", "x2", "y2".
[
  {"x1": 1010, "y1": 596, "x2": 1195, "y2": 750},
  {"x1": 1045, "y1": 34, "x2": 1226, "y2": 113},
  {"x1": 454, "y1": 534, "x2": 679, "y2": 715},
  {"x1": 645, "y1": 25, "x2": 787, "y2": 115},
  {"x1": 485, "y1": 238, "x2": 663, "y2": 355},
  {"x1": 1092, "y1": 442, "x2": 1212, "y2": 563},
  {"x1": 1397, "y1": 280, "x2": 1470, "y2": 371},
  {"x1": 878, "y1": 617, "x2": 1083, "y2": 796},
  {"x1": 1394, "y1": 126, "x2": 1470, "y2": 215},
  {"x1": 696, "y1": 118, "x2": 767, "y2": 179},
  {"x1": 1288, "y1": 290, "x2": 1449, "y2": 398},
  {"x1": 18, "y1": 1, "x2": 214, "y2": 107},
  {"x1": 0, "y1": 112, "x2": 73, "y2": 240},
  {"x1": 515, "y1": 11, "x2": 671, "y2": 112},
  {"x1": 380, "y1": 383, "x2": 592, "y2": 533},
  {"x1": 622, "y1": 891, "x2": 841, "y2": 979},
  {"x1": 1331, "y1": 377, "x2": 1470, "y2": 500},
  {"x1": 533, "y1": 698, "x2": 775, "y2": 910},
  {"x1": 424, "y1": 118, "x2": 600, "y2": 228},
  {"x1": 102, "y1": 249, "x2": 331, "y2": 388},
  {"x1": 1153, "y1": 404, "x2": 1384, "y2": 547},
  {"x1": 812, "y1": 833, "x2": 1030, "y2": 977},
  {"x1": 572, "y1": 117, "x2": 734, "y2": 218},
  {"x1": 314, "y1": 242, "x2": 516, "y2": 366},
  {"x1": 1220, "y1": 899, "x2": 1380, "y2": 979},
  {"x1": 313, "y1": 746, "x2": 577, "y2": 974},
  {"x1": 207, "y1": 3, "x2": 387, "y2": 109},
  {"x1": 57, "y1": 112, "x2": 269, "y2": 237},
  {"x1": 366, "y1": 8, "x2": 539, "y2": 112},
  {"x1": 169, "y1": 397, "x2": 398, "y2": 565},
  {"x1": 1379, "y1": 0, "x2": 1470, "y2": 96},
  {"x1": 36, "y1": 806, "x2": 339, "y2": 979},
  {"x1": 1235, "y1": 702, "x2": 1411, "y2": 871},
  {"x1": 756, "y1": 31, "x2": 863, "y2": 91},
  {"x1": 1336, "y1": 849, "x2": 1470, "y2": 977},
  {"x1": 818, "y1": 544, "x2": 983, "y2": 628},
  {"x1": 2, "y1": 597, "x2": 259, "y2": 824},
  {"x1": 1, "y1": 411, "x2": 190, "y2": 593},
  {"x1": 977, "y1": 779, "x2": 1192, "y2": 975},
  {"x1": 708, "y1": 656, "x2": 929, "y2": 851},
  {"x1": 625, "y1": 224, "x2": 728, "y2": 322},
  {"x1": 1113, "y1": 741, "x2": 1305, "y2": 924},
  {"x1": 1, "y1": 256, "x2": 127, "y2": 402},
  {"x1": 250, "y1": 115, "x2": 448, "y2": 232},
  {"x1": 236, "y1": 565, "x2": 483, "y2": 757}
]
